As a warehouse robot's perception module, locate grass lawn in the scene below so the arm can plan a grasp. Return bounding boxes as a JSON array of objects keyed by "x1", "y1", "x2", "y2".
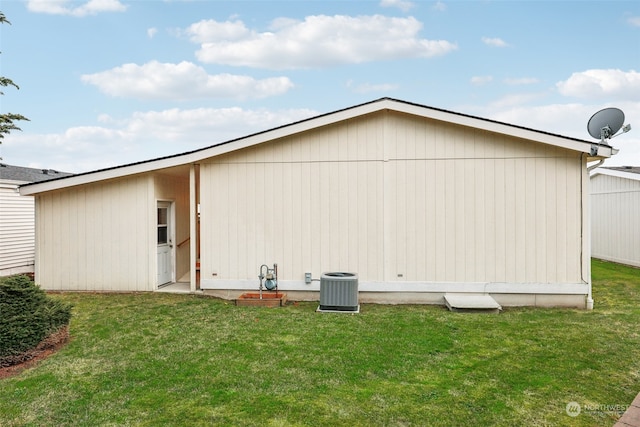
[{"x1": 1, "y1": 259, "x2": 639, "y2": 426}]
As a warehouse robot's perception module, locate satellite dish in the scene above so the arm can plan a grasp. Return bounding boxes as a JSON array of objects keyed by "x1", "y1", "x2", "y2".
[{"x1": 587, "y1": 107, "x2": 625, "y2": 142}]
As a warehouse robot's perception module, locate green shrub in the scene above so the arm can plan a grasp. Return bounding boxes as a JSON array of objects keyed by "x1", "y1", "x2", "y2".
[{"x1": 0, "y1": 275, "x2": 72, "y2": 364}]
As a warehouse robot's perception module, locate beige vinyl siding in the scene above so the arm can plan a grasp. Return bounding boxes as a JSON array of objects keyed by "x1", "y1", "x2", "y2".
[
  {"x1": 386, "y1": 112, "x2": 583, "y2": 285},
  {"x1": 200, "y1": 113, "x2": 385, "y2": 283},
  {"x1": 591, "y1": 174, "x2": 640, "y2": 267},
  {"x1": 35, "y1": 175, "x2": 155, "y2": 291},
  {"x1": 200, "y1": 110, "x2": 584, "y2": 286},
  {"x1": 0, "y1": 181, "x2": 36, "y2": 274}
]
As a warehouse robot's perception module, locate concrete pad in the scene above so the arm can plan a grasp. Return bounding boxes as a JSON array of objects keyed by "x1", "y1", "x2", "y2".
[
  {"x1": 156, "y1": 282, "x2": 194, "y2": 294},
  {"x1": 444, "y1": 294, "x2": 502, "y2": 313},
  {"x1": 492, "y1": 293, "x2": 536, "y2": 307},
  {"x1": 534, "y1": 294, "x2": 586, "y2": 308},
  {"x1": 317, "y1": 305, "x2": 360, "y2": 314}
]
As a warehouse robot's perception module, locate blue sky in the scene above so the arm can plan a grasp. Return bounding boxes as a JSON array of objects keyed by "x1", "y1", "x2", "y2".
[{"x1": 1, "y1": 0, "x2": 639, "y2": 173}]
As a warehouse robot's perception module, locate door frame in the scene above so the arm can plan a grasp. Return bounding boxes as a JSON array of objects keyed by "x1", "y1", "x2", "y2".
[{"x1": 156, "y1": 199, "x2": 176, "y2": 287}]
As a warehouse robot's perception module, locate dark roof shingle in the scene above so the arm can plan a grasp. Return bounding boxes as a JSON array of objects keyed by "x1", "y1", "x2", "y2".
[{"x1": 0, "y1": 164, "x2": 74, "y2": 183}]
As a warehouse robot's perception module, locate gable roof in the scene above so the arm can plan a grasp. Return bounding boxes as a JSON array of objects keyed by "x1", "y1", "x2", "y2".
[
  {"x1": 591, "y1": 166, "x2": 640, "y2": 181},
  {"x1": 20, "y1": 97, "x2": 615, "y2": 196},
  {"x1": 0, "y1": 163, "x2": 73, "y2": 184}
]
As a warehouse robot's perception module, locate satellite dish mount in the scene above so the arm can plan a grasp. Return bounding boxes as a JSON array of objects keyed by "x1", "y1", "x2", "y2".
[
  {"x1": 587, "y1": 107, "x2": 631, "y2": 158},
  {"x1": 587, "y1": 107, "x2": 631, "y2": 145}
]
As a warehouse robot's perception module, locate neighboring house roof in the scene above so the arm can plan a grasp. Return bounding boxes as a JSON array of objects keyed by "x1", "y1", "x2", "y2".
[
  {"x1": 601, "y1": 166, "x2": 640, "y2": 175},
  {"x1": 591, "y1": 166, "x2": 640, "y2": 181},
  {"x1": 0, "y1": 163, "x2": 74, "y2": 184},
  {"x1": 19, "y1": 97, "x2": 616, "y2": 196}
]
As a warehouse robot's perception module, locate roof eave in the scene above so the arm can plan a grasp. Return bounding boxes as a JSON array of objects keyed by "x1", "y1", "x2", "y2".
[
  {"x1": 586, "y1": 144, "x2": 616, "y2": 163},
  {"x1": 386, "y1": 100, "x2": 609, "y2": 156},
  {"x1": 20, "y1": 98, "x2": 605, "y2": 196},
  {"x1": 20, "y1": 100, "x2": 389, "y2": 196},
  {"x1": 590, "y1": 167, "x2": 640, "y2": 181}
]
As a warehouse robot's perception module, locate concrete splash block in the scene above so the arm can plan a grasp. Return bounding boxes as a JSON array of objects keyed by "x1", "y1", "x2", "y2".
[{"x1": 444, "y1": 294, "x2": 502, "y2": 313}]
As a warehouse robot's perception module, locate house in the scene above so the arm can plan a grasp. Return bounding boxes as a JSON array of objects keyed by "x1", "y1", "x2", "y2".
[
  {"x1": 590, "y1": 166, "x2": 640, "y2": 268},
  {"x1": 19, "y1": 98, "x2": 616, "y2": 308},
  {"x1": 0, "y1": 164, "x2": 73, "y2": 276}
]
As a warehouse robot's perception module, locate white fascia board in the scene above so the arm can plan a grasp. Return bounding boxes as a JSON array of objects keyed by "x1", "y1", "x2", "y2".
[
  {"x1": 19, "y1": 155, "x2": 195, "y2": 195},
  {"x1": 19, "y1": 98, "x2": 603, "y2": 195},
  {"x1": 388, "y1": 101, "x2": 609, "y2": 156},
  {"x1": 590, "y1": 168, "x2": 640, "y2": 181},
  {"x1": 0, "y1": 179, "x2": 28, "y2": 189},
  {"x1": 197, "y1": 98, "x2": 613, "y2": 162},
  {"x1": 190, "y1": 100, "x2": 384, "y2": 157},
  {"x1": 19, "y1": 101, "x2": 387, "y2": 196}
]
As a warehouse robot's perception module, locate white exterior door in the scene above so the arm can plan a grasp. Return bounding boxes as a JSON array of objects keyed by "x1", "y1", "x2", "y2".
[{"x1": 157, "y1": 201, "x2": 174, "y2": 286}]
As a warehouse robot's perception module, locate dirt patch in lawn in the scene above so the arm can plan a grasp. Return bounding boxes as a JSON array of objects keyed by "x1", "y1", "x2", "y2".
[{"x1": 0, "y1": 326, "x2": 70, "y2": 380}]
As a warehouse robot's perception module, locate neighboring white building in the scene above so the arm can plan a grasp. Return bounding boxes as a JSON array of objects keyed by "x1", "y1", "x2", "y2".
[
  {"x1": 0, "y1": 164, "x2": 72, "y2": 276},
  {"x1": 20, "y1": 98, "x2": 617, "y2": 308},
  {"x1": 590, "y1": 166, "x2": 640, "y2": 268}
]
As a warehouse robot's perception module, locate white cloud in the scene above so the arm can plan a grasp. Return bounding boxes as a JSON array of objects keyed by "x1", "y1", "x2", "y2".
[
  {"x1": 380, "y1": 0, "x2": 415, "y2": 12},
  {"x1": 346, "y1": 80, "x2": 399, "y2": 94},
  {"x1": 556, "y1": 69, "x2": 640, "y2": 101},
  {"x1": 27, "y1": 0, "x2": 127, "y2": 17},
  {"x1": 471, "y1": 76, "x2": 493, "y2": 85},
  {"x1": 147, "y1": 27, "x2": 158, "y2": 39},
  {"x1": 3, "y1": 107, "x2": 319, "y2": 173},
  {"x1": 433, "y1": 1, "x2": 447, "y2": 12},
  {"x1": 629, "y1": 16, "x2": 640, "y2": 27},
  {"x1": 184, "y1": 19, "x2": 250, "y2": 43},
  {"x1": 187, "y1": 15, "x2": 457, "y2": 69},
  {"x1": 81, "y1": 61, "x2": 294, "y2": 100},
  {"x1": 482, "y1": 37, "x2": 510, "y2": 48},
  {"x1": 504, "y1": 77, "x2": 539, "y2": 85}
]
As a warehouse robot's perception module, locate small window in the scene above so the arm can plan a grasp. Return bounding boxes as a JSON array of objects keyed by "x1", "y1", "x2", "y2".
[
  {"x1": 157, "y1": 207, "x2": 168, "y2": 244},
  {"x1": 157, "y1": 226, "x2": 168, "y2": 244},
  {"x1": 158, "y1": 207, "x2": 168, "y2": 225}
]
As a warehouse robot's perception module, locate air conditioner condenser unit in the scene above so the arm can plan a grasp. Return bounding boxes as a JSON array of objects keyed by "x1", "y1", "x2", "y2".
[{"x1": 319, "y1": 272, "x2": 359, "y2": 312}]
